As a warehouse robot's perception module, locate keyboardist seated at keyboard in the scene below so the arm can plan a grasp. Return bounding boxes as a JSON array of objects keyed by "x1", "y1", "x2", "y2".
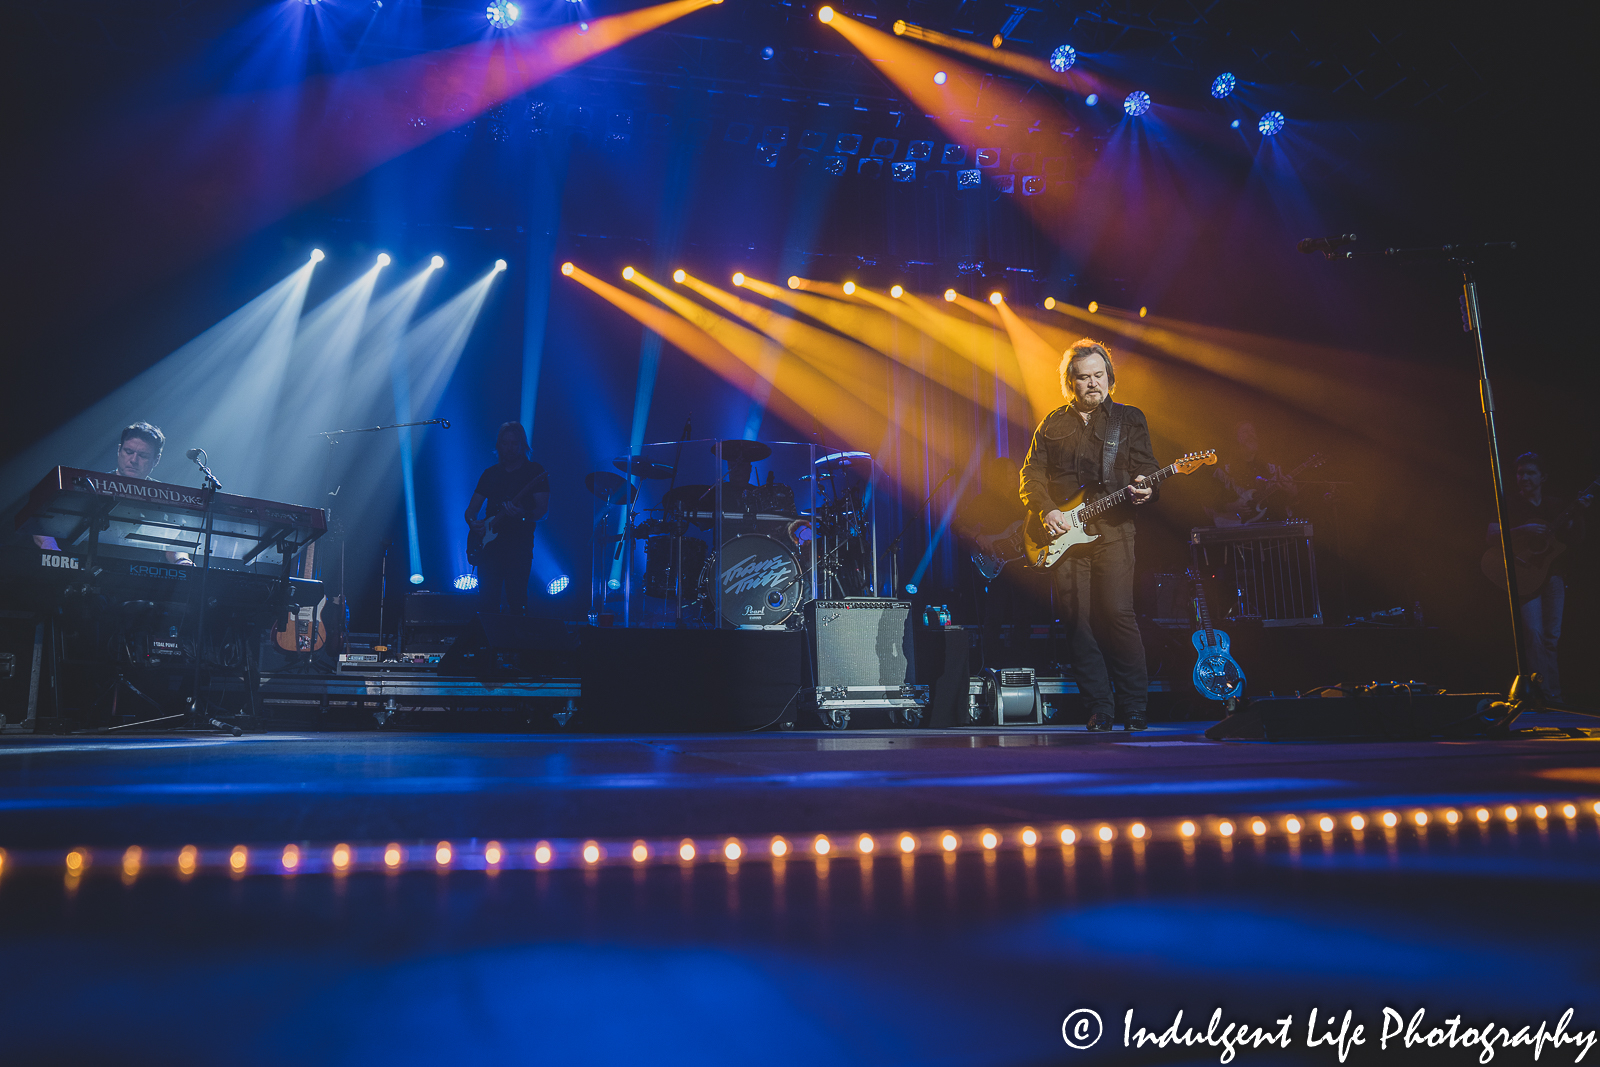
[{"x1": 32, "y1": 421, "x2": 193, "y2": 565}]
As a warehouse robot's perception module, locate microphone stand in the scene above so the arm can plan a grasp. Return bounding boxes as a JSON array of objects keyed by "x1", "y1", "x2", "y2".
[
  {"x1": 1323, "y1": 239, "x2": 1586, "y2": 729},
  {"x1": 888, "y1": 468, "x2": 958, "y2": 600},
  {"x1": 184, "y1": 452, "x2": 242, "y2": 733}
]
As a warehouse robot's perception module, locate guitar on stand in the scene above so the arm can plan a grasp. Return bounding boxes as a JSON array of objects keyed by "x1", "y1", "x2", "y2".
[
  {"x1": 1188, "y1": 569, "x2": 1246, "y2": 707},
  {"x1": 1024, "y1": 451, "x2": 1217, "y2": 570},
  {"x1": 275, "y1": 540, "x2": 339, "y2": 654}
]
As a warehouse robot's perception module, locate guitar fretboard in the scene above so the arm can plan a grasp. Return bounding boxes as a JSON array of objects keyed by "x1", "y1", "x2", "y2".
[{"x1": 1080, "y1": 460, "x2": 1185, "y2": 523}]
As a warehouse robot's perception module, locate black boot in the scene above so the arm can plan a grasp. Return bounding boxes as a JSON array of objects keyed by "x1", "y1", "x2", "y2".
[
  {"x1": 1087, "y1": 711, "x2": 1114, "y2": 731},
  {"x1": 1125, "y1": 710, "x2": 1148, "y2": 731}
]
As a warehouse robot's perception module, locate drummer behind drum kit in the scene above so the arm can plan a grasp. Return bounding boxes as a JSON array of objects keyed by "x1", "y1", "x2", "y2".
[{"x1": 584, "y1": 441, "x2": 878, "y2": 629}]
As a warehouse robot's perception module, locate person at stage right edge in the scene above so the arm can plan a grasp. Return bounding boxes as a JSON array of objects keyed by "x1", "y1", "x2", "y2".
[
  {"x1": 465, "y1": 422, "x2": 550, "y2": 616},
  {"x1": 1020, "y1": 339, "x2": 1158, "y2": 731}
]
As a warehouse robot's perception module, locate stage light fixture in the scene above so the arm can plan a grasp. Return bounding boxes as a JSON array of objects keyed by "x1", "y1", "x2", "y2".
[
  {"x1": 1217, "y1": 821, "x2": 1234, "y2": 837},
  {"x1": 453, "y1": 574, "x2": 479, "y2": 591},
  {"x1": 1087, "y1": 300, "x2": 1099, "y2": 313},
  {"x1": 1258, "y1": 110, "x2": 1285, "y2": 136},
  {"x1": 725, "y1": 839, "x2": 743, "y2": 860},
  {"x1": 672, "y1": 269, "x2": 686, "y2": 283},
  {"x1": 842, "y1": 281, "x2": 856, "y2": 294},
  {"x1": 1096, "y1": 825, "x2": 1114, "y2": 842},
  {"x1": 1020, "y1": 175, "x2": 1046, "y2": 196},
  {"x1": 1130, "y1": 823, "x2": 1147, "y2": 840},
  {"x1": 893, "y1": 19, "x2": 906, "y2": 35},
  {"x1": 1319, "y1": 816, "x2": 1335, "y2": 832},
  {"x1": 761, "y1": 45, "x2": 775, "y2": 60},
  {"x1": 485, "y1": 843, "x2": 503, "y2": 865},
  {"x1": 941, "y1": 144, "x2": 966, "y2": 164},
  {"x1": 582, "y1": 842, "x2": 599, "y2": 864},
  {"x1": 1021, "y1": 827, "x2": 1038, "y2": 846},
  {"x1": 546, "y1": 575, "x2": 570, "y2": 595},
  {"x1": 1139, "y1": 306, "x2": 1148, "y2": 318},
  {"x1": 975, "y1": 148, "x2": 1000, "y2": 168},
  {"x1": 1043, "y1": 297, "x2": 1056, "y2": 309},
  {"x1": 1180, "y1": 821, "x2": 1196, "y2": 837},
  {"x1": 437, "y1": 842, "x2": 454, "y2": 866},
  {"x1": 431, "y1": 255, "x2": 444, "y2": 269},
  {"x1": 1230, "y1": 119, "x2": 1241, "y2": 129},
  {"x1": 891, "y1": 161, "x2": 916, "y2": 182},
  {"x1": 858, "y1": 834, "x2": 874, "y2": 853},
  {"x1": 903, "y1": 582, "x2": 918, "y2": 594},
  {"x1": 955, "y1": 168, "x2": 982, "y2": 190},
  {"x1": 788, "y1": 276, "x2": 801, "y2": 289},
  {"x1": 890, "y1": 285, "x2": 903, "y2": 298},
  {"x1": 409, "y1": 573, "x2": 424, "y2": 585},
  {"x1": 1084, "y1": 93, "x2": 1098, "y2": 106},
  {"x1": 823, "y1": 155, "x2": 847, "y2": 176},
  {"x1": 376, "y1": 253, "x2": 391, "y2": 267},
  {"x1": 494, "y1": 259, "x2": 507, "y2": 271},
  {"x1": 933, "y1": 71, "x2": 947, "y2": 85},
  {"x1": 632, "y1": 842, "x2": 649, "y2": 862},
  {"x1": 607, "y1": 577, "x2": 621, "y2": 590},
  {"x1": 1124, "y1": 91, "x2": 1151, "y2": 116},
  {"x1": 941, "y1": 833, "x2": 958, "y2": 852},
  {"x1": 1049, "y1": 44, "x2": 1076, "y2": 73},
  {"x1": 834, "y1": 133, "x2": 862, "y2": 155},
  {"x1": 771, "y1": 836, "x2": 789, "y2": 857},
  {"x1": 943, "y1": 289, "x2": 957, "y2": 302},
  {"x1": 561, "y1": 262, "x2": 574, "y2": 275},
  {"x1": 1350, "y1": 814, "x2": 1366, "y2": 830},
  {"x1": 1504, "y1": 806, "x2": 1519, "y2": 822},
  {"x1": 534, "y1": 842, "x2": 552, "y2": 864},
  {"x1": 486, "y1": 0, "x2": 519, "y2": 28},
  {"x1": 818, "y1": 5, "x2": 834, "y2": 22},
  {"x1": 679, "y1": 840, "x2": 696, "y2": 861},
  {"x1": 310, "y1": 248, "x2": 325, "y2": 262},
  {"x1": 906, "y1": 140, "x2": 934, "y2": 162},
  {"x1": 899, "y1": 833, "x2": 917, "y2": 852},
  {"x1": 992, "y1": 173, "x2": 1015, "y2": 194},
  {"x1": 989, "y1": 292, "x2": 1002, "y2": 305},
  {"x1": 981, "y1": 830, "x2": 999, "y2": 849},
  {"x1": 1060, "y1": 827, "x2": 1077, "y2": 845},
  {"x1": 622, "y1": 266, "x2": 636, "y2": 280},
  {"x1": 1211, "y1": 72, "x2": 1236, "y2": 99},
  {"x1": 732, "y1": 272, "x2": 745, "y2": 286},
  {"x1": 577, "y1": 21, "x2": 588, "y2": 33}
]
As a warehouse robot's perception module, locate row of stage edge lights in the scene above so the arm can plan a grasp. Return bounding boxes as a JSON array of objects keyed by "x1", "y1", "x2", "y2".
[
  {"x1": 563, "y1": 263, "x2": 1149, "y2": 317},
  {"x1": 819, "y1": 8, "x2": 1290, "y2": 134},
  {"x1": 304, "y1": 250, "x2": 507, "y2": 272}
]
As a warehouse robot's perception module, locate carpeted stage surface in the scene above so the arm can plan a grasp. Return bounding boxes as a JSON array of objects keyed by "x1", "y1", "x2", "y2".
[{"x1": 2, "y1": 716, "x2": 1598, "y2": 1064}]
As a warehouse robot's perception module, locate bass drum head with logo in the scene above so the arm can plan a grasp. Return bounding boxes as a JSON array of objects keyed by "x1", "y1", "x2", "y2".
[{"x1": 707, "y1": 534, "x2": 804, "y2": 628}]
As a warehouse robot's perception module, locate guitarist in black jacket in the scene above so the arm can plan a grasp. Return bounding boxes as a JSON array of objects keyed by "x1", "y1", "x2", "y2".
[
  {"x1": 464, "y1": 422, "x2": 550, "y2": 615},
  {"x1": 1020, "y1": 340, "x2": 1158, "y2": 731}
]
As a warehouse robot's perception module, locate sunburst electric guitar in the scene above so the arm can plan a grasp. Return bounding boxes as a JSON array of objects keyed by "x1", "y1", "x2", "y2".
[{"x1": 1023, "y1": 451, "x2": 1217, "y2": 570}]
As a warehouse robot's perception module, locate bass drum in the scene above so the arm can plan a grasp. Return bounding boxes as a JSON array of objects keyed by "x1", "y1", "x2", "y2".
[{"x1": 703, "y1": 533, "x2": 804, "y2": 628}]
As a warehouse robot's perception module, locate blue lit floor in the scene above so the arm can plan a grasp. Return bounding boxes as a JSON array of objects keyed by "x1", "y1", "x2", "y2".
[{"x1": 1, "y1": 715, "x2": 1598, "y2": 1064}]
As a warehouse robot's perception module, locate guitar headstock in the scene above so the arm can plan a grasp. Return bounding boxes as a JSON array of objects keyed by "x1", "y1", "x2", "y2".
[{"x1": 1173, "y1": 450, "x2": 1218, "y2": 474}]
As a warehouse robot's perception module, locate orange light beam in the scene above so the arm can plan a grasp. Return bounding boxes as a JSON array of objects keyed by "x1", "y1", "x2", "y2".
[
  {"x1": 682, "y1": 274, "x2": 961, "y2": 467},
  {"x1": 627, "y1": 271, "x2": 885, "y2": 454},
  {"x1": 895, "y1": 21, "x2": 1113, "y2": 96},
  {"x1": 994, "y1": 299, "x2": 1070, "y2": 425},
  {"x1": 947, "y1": 292, "x2": 1003, "y2": 327}
]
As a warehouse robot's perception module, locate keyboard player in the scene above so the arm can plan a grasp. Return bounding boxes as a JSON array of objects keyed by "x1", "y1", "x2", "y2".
[{"x1": 31, "y1": 421, "x2": 193, "y2": 565}]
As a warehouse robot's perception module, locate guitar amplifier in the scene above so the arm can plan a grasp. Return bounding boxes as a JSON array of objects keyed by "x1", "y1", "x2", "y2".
[{"x1": 804, "y1": 599, "x2": 928, "y2": 729}]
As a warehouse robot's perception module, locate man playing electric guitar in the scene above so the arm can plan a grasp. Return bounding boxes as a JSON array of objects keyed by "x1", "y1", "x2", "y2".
[
  {"x1": 464, "y1": 422, "x2": 550, "y2": 616},
  {"x1": 1021, "y1": 340, "x2": 1158, "y2": 731}
]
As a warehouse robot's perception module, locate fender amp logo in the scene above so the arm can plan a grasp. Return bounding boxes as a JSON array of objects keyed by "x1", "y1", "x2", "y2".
[{"x1": 39, "y1": 553, "x2": 80, "y2": 570}]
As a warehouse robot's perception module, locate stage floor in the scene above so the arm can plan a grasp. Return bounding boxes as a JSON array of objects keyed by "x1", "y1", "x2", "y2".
[{"x1": 2, "y1": 715, "x2": 1598, "y2": 1063}]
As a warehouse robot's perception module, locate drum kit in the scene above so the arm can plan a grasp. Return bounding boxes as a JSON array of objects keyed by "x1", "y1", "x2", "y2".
[{"x1": 585, "y1": 441, "x2": 877, "y2": 628}]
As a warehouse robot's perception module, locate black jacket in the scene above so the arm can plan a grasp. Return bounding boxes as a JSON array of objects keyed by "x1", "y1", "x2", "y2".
[{"x1": 1019, "y1": 401, "x2": 1159, "y2": 540}]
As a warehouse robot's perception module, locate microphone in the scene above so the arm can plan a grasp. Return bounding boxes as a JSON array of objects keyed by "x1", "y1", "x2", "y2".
[
  {"x1": 1297, "y1": 233, "x2": 1356, "y2": 254},
  {"x1": 185, "y1": 448, "x2": 204, "y2": 463}
]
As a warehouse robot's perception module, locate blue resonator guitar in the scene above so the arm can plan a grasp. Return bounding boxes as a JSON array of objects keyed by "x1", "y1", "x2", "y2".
[{"x1": 1189, "y1": 570, "x2": 1246, "y2": 703}]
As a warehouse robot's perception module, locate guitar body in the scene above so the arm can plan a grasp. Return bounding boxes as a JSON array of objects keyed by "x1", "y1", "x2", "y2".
[
  {"x1": 274, "y1": 540, "x2": 328, "y2": 653},
  {"x1": 1189, "y1": 571, "x2": 1246, "y2": 702},
  {"x1": 1022, "y1": 505, "x2": 1099, "y2": 570},
  {"x1": 1479, "y1": 538, "x2": 1563, "y2": 603},
  {"x1": 466, "y1": 525, "x2": 485, "y2": 568},
  {"x1": 1190, "y1": 627, "x2": 1246, "y2": 702},
  {"x1": 971, "y1": 519, "x2": 1027, "y2": 581}
]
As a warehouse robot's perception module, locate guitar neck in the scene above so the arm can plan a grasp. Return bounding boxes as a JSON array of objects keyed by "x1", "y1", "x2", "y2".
[
  {"x1": 1082, "y1": 461, "x2": 1181, "y2": 521},
  {"x1": 1192, "y1": 578, "x2": 1215, "y2": 646}
]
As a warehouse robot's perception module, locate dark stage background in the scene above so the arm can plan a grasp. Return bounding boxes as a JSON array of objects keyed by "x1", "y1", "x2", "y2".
[{"x1": 1, "y1": 0, "x2": 1593, "y2": 698}]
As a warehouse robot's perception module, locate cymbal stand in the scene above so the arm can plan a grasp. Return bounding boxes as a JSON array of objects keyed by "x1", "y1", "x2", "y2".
[{"x1": 183, "y1": 454, "x2": 247, "y2": 734}]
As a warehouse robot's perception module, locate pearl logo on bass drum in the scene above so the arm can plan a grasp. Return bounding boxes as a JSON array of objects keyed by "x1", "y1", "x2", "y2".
[{"x1": 39, "y1": 552, "x2": 81, "y2": 570}]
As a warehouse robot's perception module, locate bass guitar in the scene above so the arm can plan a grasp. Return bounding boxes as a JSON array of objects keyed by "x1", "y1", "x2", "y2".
[
  {"x1": 467, "y1": 472, "x2": 549, "y2": 567},
  {"x1": 1023, "y1": 451, "x2": 1217, "y2": 570},
  {"x1": 971, "y1": 519, "x2": 1026, "y2": 582},
  {"x1": 1189, "y1": 570, "x2": 1246, "y2": 702},
  {"x1": 1479, "y1": 478, "x2": 1597, "y2": 601}
]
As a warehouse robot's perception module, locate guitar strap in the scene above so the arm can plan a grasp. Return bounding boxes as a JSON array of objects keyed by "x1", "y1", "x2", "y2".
[{"x1": 1100, "y1": 402, "x2": 1125, "y2": 492}]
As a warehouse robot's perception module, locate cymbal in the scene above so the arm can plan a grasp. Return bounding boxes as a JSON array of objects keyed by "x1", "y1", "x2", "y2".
[
  {"x1": 660, "y1": 484, "x2": 711, "y2": 512},
  {"x1": 585, "y1": 471, "x2": 637, "y2": 506},
  {"x1": 613, "y1": 455, "x2": 674, "y2": 480},
  {"x1": 814, "y1": 450, "x2": 873, "y2": 472},
  {"x1": 716, "y1": 440, "x2": 772, "y2": 463}
]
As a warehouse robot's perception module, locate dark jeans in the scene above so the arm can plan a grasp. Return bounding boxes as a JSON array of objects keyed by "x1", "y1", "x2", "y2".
[
  {"x1": 1054, "y1": 535, "x2": 1148, "y2": 720},
  {"x1": 479, "y1": 543, "x2": 532, "y2": 616}
]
